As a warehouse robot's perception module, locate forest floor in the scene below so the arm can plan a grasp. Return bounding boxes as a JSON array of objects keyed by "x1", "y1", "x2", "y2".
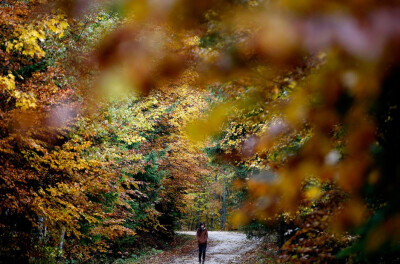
[{"x1": 137, "y1": 231, "x2": 269, "y2": 264}]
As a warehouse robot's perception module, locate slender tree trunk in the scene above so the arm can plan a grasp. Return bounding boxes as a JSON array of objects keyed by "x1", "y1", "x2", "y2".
[
  {"x1": 189, "y1": 213, "x2": 194, "y2": 230},
  {"x1": 44, "y1": 224, "x2": 48, "y2": 243},
  {"x1": 196, "y1": 209, "x2": 200, "y2": 228},
  {"x1": 38, "y1": 215, "x2": 48, "y2": 243},
  {"x1": 187, "y1": 210, "x2": 193, "y2": 230},
  {"x1": 210, "y1": 210, "x2": 214, "y2": 230},
  {"x1": 210, "y1": 173, "x2": 217, "y2": 230},
  {"x1": 220, "y1": 177, "x2": 227, "y2": 230},
  {"x1": 191, "y1": 210, "x2": 196, "y2": 230},
  {"x1": 59, "y1": 225, "x2": 66, "y2": 251},
  {"x1": 38, "y1": 215, "x2": 44, "y2": 241}
]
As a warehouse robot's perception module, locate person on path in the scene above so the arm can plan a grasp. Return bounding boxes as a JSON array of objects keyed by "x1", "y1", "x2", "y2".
[{"x1": 196, "y1": 222, "x2": 208, "y2": 263}]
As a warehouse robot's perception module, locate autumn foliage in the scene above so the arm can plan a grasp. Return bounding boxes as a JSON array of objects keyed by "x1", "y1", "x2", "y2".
[{"x1": 1, "y1": 0, "x2": 400, "y2": 263}]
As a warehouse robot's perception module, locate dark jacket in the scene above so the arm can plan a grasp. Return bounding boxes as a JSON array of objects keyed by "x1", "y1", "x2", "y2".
[{"x1": 196, "y1": 228, "x2": 208, "y2": 245}]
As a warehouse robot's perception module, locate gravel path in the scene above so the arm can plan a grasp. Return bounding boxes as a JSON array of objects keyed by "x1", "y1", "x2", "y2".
[{"x1": 169, "y1": 231, "x2": 262, "y2": 264}]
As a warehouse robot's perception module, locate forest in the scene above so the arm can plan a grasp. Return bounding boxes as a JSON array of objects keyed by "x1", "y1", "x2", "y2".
[{"x1": 0, "y1": 0, "x2": 399, "y2": 263}]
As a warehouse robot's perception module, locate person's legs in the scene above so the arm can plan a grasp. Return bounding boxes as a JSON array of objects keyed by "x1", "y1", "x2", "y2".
[
  {"x1": 202, "y1": 244, "x2": 206, "y2": 263},
  {"x1": 198, "y1": 244, "x2": 202, "y2": 262},
  {"x1": 198, "y1": 244, "x2": 206, "y2": 263}
]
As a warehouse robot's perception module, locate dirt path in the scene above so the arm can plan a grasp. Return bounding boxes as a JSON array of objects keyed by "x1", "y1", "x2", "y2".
[{"x1": 142, "y1": 231, "x2": 262, "y2": 264}]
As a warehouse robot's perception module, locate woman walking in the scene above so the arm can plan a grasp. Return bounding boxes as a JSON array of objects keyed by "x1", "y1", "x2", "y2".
[{"x1": 196, "y1": 222, "x2": 208, "y2": 263}]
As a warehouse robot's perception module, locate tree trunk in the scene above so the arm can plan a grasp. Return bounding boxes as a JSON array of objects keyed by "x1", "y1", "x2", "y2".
[
  {"x1": 210, "y1": 173, "x2": 217, "y2": 230},
  {"x1": 187, "y1": 210, "x2": 193, "y2": 230},
  {"x1": 210, "y1": 205, "x2": 214, "y2": 230},
  {"x1": 59, "y1": 225, "x2": 66, "y2": 252},
  {"x1": 196, "y1": 209, "x2": 200, "y2": 228},
  {"x1": 220, "y1": 177, "x2": 227, "y2": 230},
  {"x1": 38, "y1": 215, "x2": 44, "y2": 241},
  {"x1": 206, "y1": 211, "x2": 209, "y2": 228}
]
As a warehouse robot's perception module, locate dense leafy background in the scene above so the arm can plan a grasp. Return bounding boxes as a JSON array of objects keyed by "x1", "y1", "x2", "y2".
[{"x1": 1, "y1": 0, "x2": 399, "y2": 263}]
